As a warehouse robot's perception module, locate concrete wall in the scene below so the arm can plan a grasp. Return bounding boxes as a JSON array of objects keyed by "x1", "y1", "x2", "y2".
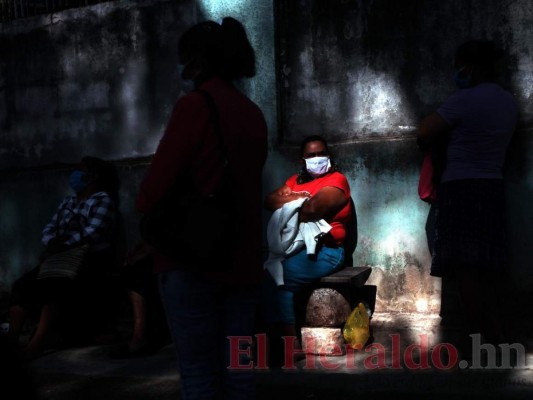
[
  {"x1": 274, "y1": 0, "x2": 533, "y2": 312},
  {"x1": 1, "y1": 0, "x2": 532, "y2": 315},
  {"x1": 0, "y1": 0, "x2": 277, "y2": 309}
]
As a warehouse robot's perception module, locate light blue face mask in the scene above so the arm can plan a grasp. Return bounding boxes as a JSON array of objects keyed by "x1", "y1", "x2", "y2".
[
  {"x1": 305, "y1": 156, "x2": 331, "y2": 178},
  {"x1": 453, "y1": 66, "x2": 472, "y2": 89},
  {"x1": 69, "y1": 170, "x2": 89, "y2": 193}
]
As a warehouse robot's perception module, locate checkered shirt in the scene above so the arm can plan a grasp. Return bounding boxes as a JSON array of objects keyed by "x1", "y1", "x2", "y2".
[{"x1": 41, "y1": 191, "x2": 116, "y2": 251}]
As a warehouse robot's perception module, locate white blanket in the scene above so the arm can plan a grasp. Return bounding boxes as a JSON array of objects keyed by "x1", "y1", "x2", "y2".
[{"x1": 264, "y1": 198, "x2": 332, "y2": 286}]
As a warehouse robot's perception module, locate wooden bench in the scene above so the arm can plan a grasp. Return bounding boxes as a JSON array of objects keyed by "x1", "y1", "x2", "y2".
[
  {"x1": 317, "y1": 266, "x2": 375, "y2": 312},
  {"x1": 319, "y1": 265, "x2": 371, "y2": 287}
]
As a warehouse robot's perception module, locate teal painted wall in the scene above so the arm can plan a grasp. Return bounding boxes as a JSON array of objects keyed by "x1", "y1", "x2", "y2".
[
  {"x1": 273, "y1": 0, "x2": 533, "y2": 313},
  {"x1": 0, "y1": 0, "x2": 531, "y2": 316}
]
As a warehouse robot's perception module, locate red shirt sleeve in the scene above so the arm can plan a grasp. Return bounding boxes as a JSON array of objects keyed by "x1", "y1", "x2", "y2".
[
  {"x1": 136, "y1": 92, "x2": 209, "y2": 213},
  {"x1": 320, "y1": 172, "x2": 351, "y2": 198},
  {"x1": 287, "y1": 171, "x2": 350, "y2": 198},
  {"x1": 285, "y1": 174, "x2": 298, "y2": 189},
  {"x1": 320, "y1": 172, "x2": 351, "y2": 245},
  {"x1": 285, "y1": 171, "x2": 352, "y2": 245}
]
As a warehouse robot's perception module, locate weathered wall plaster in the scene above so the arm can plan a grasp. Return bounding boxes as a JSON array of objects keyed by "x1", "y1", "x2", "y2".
[
  {"x1": 275, "y1": 0, "x2": 533, "y2": 313},
  {"x1": 0, "y1": 0, "x2": 531, "y2": 316},
  {"x1": 0, "y1": 0, "x2": 276, "y2": 309}
]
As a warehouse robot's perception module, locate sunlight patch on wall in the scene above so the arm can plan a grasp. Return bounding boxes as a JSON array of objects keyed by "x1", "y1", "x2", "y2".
[
  {"x1": 198, "y1": 0, "x2": 276, "y2": 144},
  {"x1": 198, "y1": 0, "x2": 250, "y2": 21},
  {"x1": 415, "y1": 298, "x2": 429, "y2": 313},
  {"x1": 509, "y1": 1, "x2": 533, "y2": 102},
  {"x1": 350, "y1": 171, "x2": 433, "y2": 271},
  {"x1": 347, "y1": 69, "x2": 415, "y2": 135}
]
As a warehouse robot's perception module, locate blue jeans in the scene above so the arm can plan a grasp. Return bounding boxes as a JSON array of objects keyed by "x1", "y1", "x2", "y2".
[
  {"x1": 158, "y1": 269, "x2": 258, "y2": 400},
  {"x1": 261, "y1": 246, "x2": 344, "y2": 324}
]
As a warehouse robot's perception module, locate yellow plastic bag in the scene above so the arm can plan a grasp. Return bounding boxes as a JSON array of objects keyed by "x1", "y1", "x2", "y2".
[{"x1": 343, "y1": 302, "x2": 370, "y2": 349}]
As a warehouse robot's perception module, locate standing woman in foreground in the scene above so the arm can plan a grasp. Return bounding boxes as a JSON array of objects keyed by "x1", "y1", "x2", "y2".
[
  {"x1": 137, "y1": 18, "x2": 267, "y2": 400},
  {"x1": 418, "y1": 40, "x2": 517, "y2": 348}
]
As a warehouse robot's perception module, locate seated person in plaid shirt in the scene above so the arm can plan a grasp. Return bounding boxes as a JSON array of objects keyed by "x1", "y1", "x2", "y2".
[{"x1": 6, "y1": 156, "x2": 120, "y2": 359}]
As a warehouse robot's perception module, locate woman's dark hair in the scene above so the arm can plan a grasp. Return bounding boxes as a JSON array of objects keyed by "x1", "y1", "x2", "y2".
[
  {"x1": 82, "y1": 156, "x2": 120, "y2": 207},
  {"x1": 455, "y1": 40, "x2": 505, "y2": 83},
  {"x1": 297, "y1": 135, "x2": 338, "y2": 184},
  {"x1": 178, "y1": 17, "x2": 255, "y2": 81}
]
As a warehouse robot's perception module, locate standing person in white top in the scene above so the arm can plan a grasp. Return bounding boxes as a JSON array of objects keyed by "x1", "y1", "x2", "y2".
[{"x1": 417, "y1": 40, "x2": 518, "y2": 350}]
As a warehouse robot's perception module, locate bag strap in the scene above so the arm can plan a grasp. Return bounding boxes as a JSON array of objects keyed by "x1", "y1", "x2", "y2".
[
  {"x1": 154, "y1": 90, "x2": 229, "y2": 202},
  {"x1": 196, "y1": 89, "x2": 228, "y2": 165},
  {"x1": 56, "y1": 205, "x2": 87, "y2": 240}
]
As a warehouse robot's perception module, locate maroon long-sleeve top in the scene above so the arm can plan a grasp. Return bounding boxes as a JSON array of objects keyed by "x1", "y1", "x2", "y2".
[{"x1": 137, "y1": 77, "x2": 268, "y2": 285}]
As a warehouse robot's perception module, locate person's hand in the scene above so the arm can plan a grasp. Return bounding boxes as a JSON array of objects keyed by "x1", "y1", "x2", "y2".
[
  {"x1": 45, "y1": 236, "x2": 70, "y2": 254},
  {"x1": 124, "y1": 241, "x2": 154, "y2": 267},
  {"x1": 264, "y1": 184, "x2": 309, "y2": 211},
  {"x1": 290, "y1": 190, "x2": 311, "y2": 199},
  {"x1": 277, "y1": 186, "x2": 292, "y2": 196}
]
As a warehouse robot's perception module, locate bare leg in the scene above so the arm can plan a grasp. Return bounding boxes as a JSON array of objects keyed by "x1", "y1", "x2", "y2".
[
  {"x1": 128, "y1": 290, "x2": 148, "y2": 351},
  {"x1": 24, "y1": 303, "x2": 57, "y2": 358},
  {"x1": 7, "y1": 305, "x2": 29, "y2": 345}
]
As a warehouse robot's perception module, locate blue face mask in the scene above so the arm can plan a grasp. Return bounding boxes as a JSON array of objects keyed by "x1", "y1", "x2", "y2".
[
  {"x1": 453, "y1": 67, "x2": 471, "y2": 89},
  {"x1": 69, "y1": 170, "x2": 89, "y2": 193}
]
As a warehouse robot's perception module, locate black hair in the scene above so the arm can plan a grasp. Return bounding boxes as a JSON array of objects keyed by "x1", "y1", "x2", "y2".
[
  {"x1": 178, "y1": 17, "x2": 255, "y2": 82},
  {"x1": 82, "y1": 156, "x2": 120, "y2": 207},
  {"x1": 296, "y1": 135, "x2": 338, "y2": 184},
  {"x1": 455, "y1": 40, "x2": 505, "y2": 83},
  {"x1": 299, "y1": 135, "x2": 331, "y2": 156}
]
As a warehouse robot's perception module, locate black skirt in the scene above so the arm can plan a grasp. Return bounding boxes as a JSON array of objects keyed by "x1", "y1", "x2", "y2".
[{"x1": 431, "y1": 179, "x2": 507, "y2": 278}]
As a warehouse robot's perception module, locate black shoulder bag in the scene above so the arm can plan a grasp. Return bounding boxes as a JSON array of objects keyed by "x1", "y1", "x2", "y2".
[{"x1": 139, "y1": 90, "x2": 235, "y2": 271}]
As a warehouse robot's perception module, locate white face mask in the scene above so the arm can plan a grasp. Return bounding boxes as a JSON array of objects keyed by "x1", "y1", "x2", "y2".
[{"x1": 305, "y1": 156, "x2": 331, "y2": 178}]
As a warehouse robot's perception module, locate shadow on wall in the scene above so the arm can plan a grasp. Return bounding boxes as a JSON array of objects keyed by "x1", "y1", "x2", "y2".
[
  {"x1": 0, "y1": 0, "x2": 210, "y2": 298},
  {"x1": 0, "y1": 1, "x2": 196, "y2": 168},
  {"x1": 504, "y1": 128, "x2": 533, "y2": 291},
  {"x1": 274, "y1": 0, "x2": 533, "y2": 315}
]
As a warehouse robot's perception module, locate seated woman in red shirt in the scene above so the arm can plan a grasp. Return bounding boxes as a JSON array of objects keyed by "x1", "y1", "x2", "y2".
[{"x1": 262, "y1": 135, "x2": 352, "y2": 354}]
